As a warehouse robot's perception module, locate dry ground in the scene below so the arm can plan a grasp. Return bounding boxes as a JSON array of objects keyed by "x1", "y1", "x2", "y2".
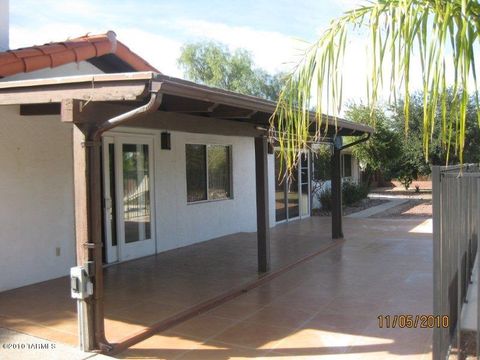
[{"x1": 371, "y1": 200, "x2": 432, "y2": 219}]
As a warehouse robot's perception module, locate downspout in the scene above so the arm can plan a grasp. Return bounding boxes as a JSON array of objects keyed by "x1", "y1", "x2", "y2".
[
  {"x1": 91, "y1": 89, "x2": 164, "y2": 141},
  {"x1": 81, "y1": 86, "x2": 163, "y2": 351},
  {"x1": 339, "y1": 132, "x2": 371, "y2": 151}
]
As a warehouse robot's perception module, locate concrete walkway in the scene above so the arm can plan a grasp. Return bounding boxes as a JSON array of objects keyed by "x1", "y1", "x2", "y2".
[
  {"x1": 346, "y1": 199, "x2": 408, "y2": 218},
  {"x1": 369, "y1": 193, "x2": 432, "y2": 200}
]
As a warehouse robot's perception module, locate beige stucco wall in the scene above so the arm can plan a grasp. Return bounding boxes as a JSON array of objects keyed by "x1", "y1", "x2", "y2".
[
  {"x1": 0, "y1": 105, "x2": 76, "y2": 291},
  {"x1": 0, "y1": 107, "x2": 258, "y2": 291}
]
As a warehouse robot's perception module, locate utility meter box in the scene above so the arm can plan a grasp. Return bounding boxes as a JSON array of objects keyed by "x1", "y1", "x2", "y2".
[{"x1": 70, "y1": 266, "x2": 93, "y2": 300}]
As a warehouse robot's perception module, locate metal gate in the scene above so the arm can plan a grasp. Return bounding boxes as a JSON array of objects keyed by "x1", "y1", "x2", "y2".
[{"x1": 432, "y1": 165, "x2": 480, "y2": 359}]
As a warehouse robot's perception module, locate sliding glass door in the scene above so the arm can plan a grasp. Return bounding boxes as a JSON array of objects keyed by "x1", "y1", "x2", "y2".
[
  {"x1": 287, "y1": 170, "x2": 300, "y2": 219},
  {"x1": 274, "y1": 150, "x2": 311, "y2": 223},
  {"x1": 300, "y1": 153, "x2": 310, "y2": 217},
  {"x1": 275, "y1": 155, "x2": 287, "y2": 221}
]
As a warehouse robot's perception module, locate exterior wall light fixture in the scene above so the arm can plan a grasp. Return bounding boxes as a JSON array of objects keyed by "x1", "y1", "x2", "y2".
[{"x1": 161, "y1": 131, "x2": 171, "y2": 150}]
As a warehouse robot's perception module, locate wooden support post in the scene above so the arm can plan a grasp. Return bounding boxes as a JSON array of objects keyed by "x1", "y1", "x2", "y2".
[
  {"x1": 73, "y1": 125, "x2": 109, "y2": 351},
  {"x1": 331, "y1": 137, "x2": 343, "y2": 239},
  {"x1": 255, "y1": 136, "x2": 271, "y2": 273}
]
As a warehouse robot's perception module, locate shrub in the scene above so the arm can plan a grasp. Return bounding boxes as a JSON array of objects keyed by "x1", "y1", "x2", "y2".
[
  {"x1": 398, "y1": 173, "x2": 414, "y2": 190},
  {"x1": 316, "y1": 182, "x2": 369, "y2": 211},
  {"x1": 342, "y1": 181, "x2": 369, "y2": 206},
  {"x1": 318, "y1": 188, "x2": 332, "y2": 211}
]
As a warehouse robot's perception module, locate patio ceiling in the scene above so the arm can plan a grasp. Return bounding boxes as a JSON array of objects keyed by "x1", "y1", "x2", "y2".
[{"x1": 0, "y1": 72, "x2": 373, "y2": 138}]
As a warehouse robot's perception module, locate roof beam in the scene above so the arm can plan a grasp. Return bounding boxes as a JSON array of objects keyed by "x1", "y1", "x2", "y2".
[
  {"x1": 126, "y1": 110, "x2": 263, "y2": 137},
  {"x1": 0, "y1": 73, "x2": 373, "y2": 135},
  {"x1": 61, "y1": 99, "x2": 149, "y2": 124},
  {"x1": 20, "y1": 103, "x2": 61, "y2": 116},
  {"x1": 0, "y1": 79, "x2": 150, "y2": 105},
  {"x1": 155, "y1": 79, "x2": 277, "y2": 114}
]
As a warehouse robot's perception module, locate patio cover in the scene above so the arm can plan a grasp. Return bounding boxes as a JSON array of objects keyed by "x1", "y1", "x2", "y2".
[
  {"x1": 0, "y1": 72, "x2": 372, "y2": 136},
  {"x1": 0, "y1": 71, "x2": 373, "y2": 351}
]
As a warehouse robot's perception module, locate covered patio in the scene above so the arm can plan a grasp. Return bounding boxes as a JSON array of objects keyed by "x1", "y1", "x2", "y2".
[
  {"x1": 0, "y1": 216, "x2": 433, "y2": 359},
  {"x1": 0, "y1": 72, "x2": 372, "y2": 353},
  {"x1": 0, "y1": 217, "x2": 340, "y2": 348}
]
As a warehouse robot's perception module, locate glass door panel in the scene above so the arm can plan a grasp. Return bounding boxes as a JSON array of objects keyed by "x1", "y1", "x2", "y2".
[
  {"x1": 118, "y1": 137, "x2": 155, "y2": 261},
  {"x1": 274, "y1": 153, "x2": 287, "y2": 222},
  {"x1": 122, "y1": 144, "x2": 151, "y2": 244},
  {"x1": 300, "y1": 153, "x2": 310, "y2": 216},
  {"x1": 275, "y1": 150, "x2": 310, "y2": 222},
  {"x1": 287, "y1": 170, "x2": 300, "y2": 219}
]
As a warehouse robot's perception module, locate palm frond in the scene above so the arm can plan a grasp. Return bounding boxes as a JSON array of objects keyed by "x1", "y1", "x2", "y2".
[{"x1": 272, "y1": 0, "x2": 480, "y2": 174}]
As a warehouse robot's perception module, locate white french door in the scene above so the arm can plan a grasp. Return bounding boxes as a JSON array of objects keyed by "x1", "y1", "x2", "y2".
[{"x1": 102, "y1": 134, "x2": 156, "y2": 263}]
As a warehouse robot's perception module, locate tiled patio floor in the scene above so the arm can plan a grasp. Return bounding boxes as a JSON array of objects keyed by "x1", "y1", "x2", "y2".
[
  {"x1": 0, "y1": 216, "x2": 433, "y2": 359},
  {"x1": 116, "y1": 217, "x2": 433, "y2": 359},
  {"x1": 0, "y1": 217, "x2": 336, "y2": 347}
]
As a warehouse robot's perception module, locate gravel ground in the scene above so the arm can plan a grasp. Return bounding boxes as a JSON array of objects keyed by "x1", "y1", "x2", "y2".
[
  {"x1": 371, "y1": 181, "x2": 432, "y2": 199},
  {"x1": 390, "y1": 180, "x2": 432, "y2": 191},
  {"x1": 371, "y1": 199, "x2": 432, "y2": 219}
]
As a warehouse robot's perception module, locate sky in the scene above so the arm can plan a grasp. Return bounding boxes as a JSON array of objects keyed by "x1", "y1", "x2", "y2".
[{"x1": 8, "y1": 0, "x2": 410, "y2": 105}]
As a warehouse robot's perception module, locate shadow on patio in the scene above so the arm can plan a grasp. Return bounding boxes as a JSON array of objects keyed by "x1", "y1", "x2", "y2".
[{"x1": 0, "y1": 216, "x2": 433, "y2": 359}]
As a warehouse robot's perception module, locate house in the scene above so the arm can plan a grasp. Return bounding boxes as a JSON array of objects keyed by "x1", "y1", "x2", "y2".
[
  {"x1": 309, "y1": 144, "x2": 363, "y2": 210},
  {"x1": 0, "y1": 28, "x2": 371, "y2": 290},
  {"x1": 0, "y1": 23, "x2": 372, "y2": 351}
]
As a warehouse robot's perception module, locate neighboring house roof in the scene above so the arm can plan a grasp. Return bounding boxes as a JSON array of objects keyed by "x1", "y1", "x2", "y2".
[{"x1": 0, "y1": 31, "x2": 160, "y2": 78}]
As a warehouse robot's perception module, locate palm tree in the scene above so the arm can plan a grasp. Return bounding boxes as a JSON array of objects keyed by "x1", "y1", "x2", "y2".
[{"x1": 273, "y1": 0, "x2": 479, "y2": 172}]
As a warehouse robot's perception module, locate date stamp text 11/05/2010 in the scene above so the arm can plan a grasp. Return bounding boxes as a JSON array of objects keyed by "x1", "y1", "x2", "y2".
[{"x1": 377, "y1": 315, "x2": 449, "y2": 329}]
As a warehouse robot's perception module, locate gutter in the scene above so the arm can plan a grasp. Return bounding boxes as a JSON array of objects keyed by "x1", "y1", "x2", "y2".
[
  {"x1": 81, "y1": 85, "x2": 163, "y2": 352},
  {"x1": 91, "y1": 88, "x2": 163, "y2": 140}
]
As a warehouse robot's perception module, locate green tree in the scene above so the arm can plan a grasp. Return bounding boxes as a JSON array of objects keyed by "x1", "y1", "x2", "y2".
[
  {"x1": 178, "y1": 41, "x2": 285, "y2": 101},
  {"x1": 391, "y1": 90, "x2": 480, "y2": 166},
  {"x1": 311, "y1": 145, "x2": 332, "y2": 182},
  {"x1": 345, "y1": 104, "x2": 403, "y2": 185},
  {"x1": 273, "y1": 0, "x2": 480, "y2": 173}
]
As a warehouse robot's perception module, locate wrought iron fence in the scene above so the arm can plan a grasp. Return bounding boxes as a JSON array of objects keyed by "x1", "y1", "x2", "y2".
[
  {"x1": 432, "y1": 164, "x2": 480, "y2": 359},
  {"x1": 123, "y1": 170, "x2": 150, "y2": 220}
]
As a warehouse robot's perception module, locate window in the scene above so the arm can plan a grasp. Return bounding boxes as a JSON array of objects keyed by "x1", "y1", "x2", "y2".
[
  {"x1": 186, "y1": 144, "x2": 232, "y2": 202},
  {"x1": 343, "y1": 154, "x2": 352, "y2": 177}
]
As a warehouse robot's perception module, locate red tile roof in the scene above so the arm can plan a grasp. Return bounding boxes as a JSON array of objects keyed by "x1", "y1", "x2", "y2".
[{"x1": 0, "y1": 31, "x2": 160, "y2": 78}]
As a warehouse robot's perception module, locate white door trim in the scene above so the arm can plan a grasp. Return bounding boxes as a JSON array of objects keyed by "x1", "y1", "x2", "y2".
[
  {"x1": 102, "y1": 136, "x2": 118, "y2": 263},
  {"x1": 103, "y1": 133, "x2": 156, "y2": 263}
]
